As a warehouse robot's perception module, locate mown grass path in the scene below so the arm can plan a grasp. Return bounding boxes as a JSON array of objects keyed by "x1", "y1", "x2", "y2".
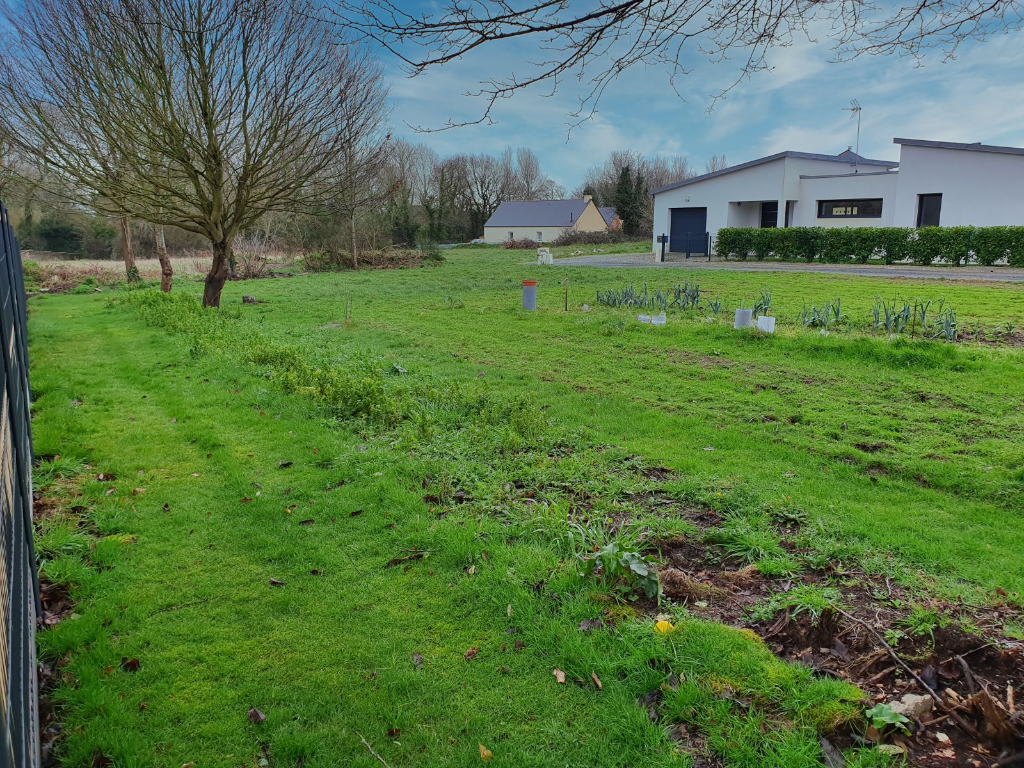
[{"x1": 32, "y1": 297, "x2": 662, "y2": 766}]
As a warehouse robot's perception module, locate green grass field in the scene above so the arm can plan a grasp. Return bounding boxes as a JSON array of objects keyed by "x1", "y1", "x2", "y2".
[{"x1": 29, "y1": 247, "x2": 1024, "y2": 767}]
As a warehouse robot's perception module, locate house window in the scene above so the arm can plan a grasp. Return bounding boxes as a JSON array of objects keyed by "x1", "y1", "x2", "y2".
[
  {"x1": 817, "y1": 198, "x2": 883, "y2": 218},
  {"x1": 917, "y1": 194, "x2": 942, "y2": 227},
  {"x1": 537, "y1": 231, "x2": 543, "y2": 242},
  {"x1": 508, "y1": 231, "x2": 514, "y2": 241},
  {"x1": 760, "y1": 202, "x2": 778, "y2": 229}
]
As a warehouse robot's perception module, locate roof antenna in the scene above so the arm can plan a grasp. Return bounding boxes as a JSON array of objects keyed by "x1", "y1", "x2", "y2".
[{"x1": 842, "y1": 99, "x2": 862, "y2": 171}]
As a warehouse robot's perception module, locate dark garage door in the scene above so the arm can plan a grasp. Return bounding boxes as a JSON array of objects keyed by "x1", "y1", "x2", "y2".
[{"x1": 669, "y1": 207, "x2": 708, "y2": 254}]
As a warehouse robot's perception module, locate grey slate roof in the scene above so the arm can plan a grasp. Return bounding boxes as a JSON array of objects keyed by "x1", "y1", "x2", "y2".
[
  {"x1": 484, "y1": 199, "x2": 590, "y2": 228},
  {"x1": 894, "y1": 137, "x2": 1024, "y2": 156},
  {"x1": 598, "y1": 207, "x2": 618, "y2": 225},
  {"x1": 651, "y1": 150, "x2": 899, "y2": 195}
]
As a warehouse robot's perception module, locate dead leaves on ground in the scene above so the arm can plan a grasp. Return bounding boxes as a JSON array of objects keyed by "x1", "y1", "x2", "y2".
[
  {"x1": 552, "y1": 668, "x2": 566, "y2": 684},
  {"x1": 383, "y1": 548, "x2": 429, "y2": 569},
  {"x1": 247, "y1": 707, "x2": 266, "y2": 724}
]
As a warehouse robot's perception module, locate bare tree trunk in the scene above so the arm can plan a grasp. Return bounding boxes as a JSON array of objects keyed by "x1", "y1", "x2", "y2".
[
  {"x1": 350, "y1": 211, "x2": 358, "y2": 270},
  {"x1": 120, "y1": 216, "x2": 138, "y2": 282},
  {"x1": 155, "y1": 224, "x2": 173, "y2": 293},
  {"x1": 203, "y1": 240, "x2": 231, "y2": 308}
]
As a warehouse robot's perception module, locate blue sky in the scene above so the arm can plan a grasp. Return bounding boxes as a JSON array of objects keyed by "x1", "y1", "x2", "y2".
[{"x1": 385, "y1": 21, "x2": 1024, "y2": 191}]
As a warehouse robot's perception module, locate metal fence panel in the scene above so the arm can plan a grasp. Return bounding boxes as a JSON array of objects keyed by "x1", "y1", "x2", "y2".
[{"x1": 0, "y1": 200, "x2": 40, "y2": 767}]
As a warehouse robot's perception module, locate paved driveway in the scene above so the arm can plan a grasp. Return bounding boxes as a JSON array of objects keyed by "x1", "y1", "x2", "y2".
[{"x1": 554, "y1": 253, "x2": 1024, "y2": 283}]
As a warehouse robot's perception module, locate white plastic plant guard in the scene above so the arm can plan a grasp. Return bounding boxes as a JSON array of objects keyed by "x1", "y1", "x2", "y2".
[
  {"x1": 734, "y1": 309, "x2": 753, "y2": 328},
  {"x1": 652, "y1": 314, "x2": 666, "y2": 326},
  {"x1": 756, "y1": 316, "x2": 776, "y2": 333},
  {"x1": 638, "y1": 314, "x2": 652, "y2": 323}
]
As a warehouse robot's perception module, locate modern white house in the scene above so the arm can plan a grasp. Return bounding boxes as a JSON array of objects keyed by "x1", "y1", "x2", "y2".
[
  {"x1": 482, "y1": 197, "x2": 616, "y2": 244},
  {"x1": 650, "y1": 138, "x2": 1024, "y2": 256}
]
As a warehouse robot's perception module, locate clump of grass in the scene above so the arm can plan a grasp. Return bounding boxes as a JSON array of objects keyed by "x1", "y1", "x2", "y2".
[
  {"x1": 748, "y1": 584, "x2": 845, "y2": 623},
  {"x1": 705, "y1": 512, "x2": 784, "y2": 563},
  {"x1": 896, "y1": 603, "x2": 949, "y2": 641},
  {"x1": 33, "y1": 455, "x2": 89, "y2": 493},
  {"x1": 756, "y1": 556, "x2": 804, "y2": 579}
]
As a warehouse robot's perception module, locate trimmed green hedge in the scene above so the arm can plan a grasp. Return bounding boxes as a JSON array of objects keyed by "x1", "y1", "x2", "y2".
[{"x1": 714, "y1": 226, "x2": 1024, "y2": 266}]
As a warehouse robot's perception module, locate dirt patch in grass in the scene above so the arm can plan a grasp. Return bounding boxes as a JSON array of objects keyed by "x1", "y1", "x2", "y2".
[
  {"x1": 665, "y1": 349, "x2": 753, "y2": 371},
  {"x1": 854, "y1": 441, "x2": 893, "y2": 453},
  {"x1": 644, "y1": 499, "x2": 1024, "y2": 766},
  {"x1": 667, "y1": 723, "x2": 725, "y2": 767}
]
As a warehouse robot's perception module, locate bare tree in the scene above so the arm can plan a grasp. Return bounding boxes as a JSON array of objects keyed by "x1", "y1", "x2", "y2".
[
  {"x1": 514, "y1": 148, "x2": 562, "y2": 200},
  {"x1": 327, "y1": 49, "x2": 393, "y2": 268},
  {"x1": 704, "y1": 155, "x2": 729, "y2": 174},
  {"x1": 0, "y1": 0, "x2": 383, "y2": 307},
  {"x1": 577, "y1": 150, "x2": 691, "y2": 205},
  {"x1": 460, "y1": 153, "x2": 506, "y2": 234},
  {"x1": 331, "y1": 1, "x2": 1021, "y2": 126}
]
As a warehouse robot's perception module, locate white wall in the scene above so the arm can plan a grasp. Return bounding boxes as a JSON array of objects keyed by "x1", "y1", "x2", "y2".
[
  {"x1": 793, "y1": 172, "x2": 899, "y2": 228},
  {"x1": 893, "y1": 145, "x2": 1024, "y2": 227}
]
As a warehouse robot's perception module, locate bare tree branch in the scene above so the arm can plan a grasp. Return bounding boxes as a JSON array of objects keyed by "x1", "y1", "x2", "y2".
[{"x1": 326, "y1": 0, "x2": 1022, "y2": 129}]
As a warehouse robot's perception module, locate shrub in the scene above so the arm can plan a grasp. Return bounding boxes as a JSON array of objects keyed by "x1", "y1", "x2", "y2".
[
  {"x1": 715, "y1": 225, "x2": 1024, "y2": 266},
  {"x1": 233, "y1": 233, "x2": 273, "y2": 279},
  {"x1": 503, "y1": 238, "x2": 539, "y2": 250},
  {"x1": 821, "y1": 228, "x2": 883, "y2": 263},
  {"x1": 301, "y1": 248, "x2": 443, "y2": 271},
  {"x1": 552, "y1": 229, "x2": 632, "y2": 246},
  {"x1": 907, "y1": 226, "x2": 972, "y2": 265},
  {"x1": 301, "y1": 250, "x2": 346, "y2": 272},
  {"x1": 970, "y1": 226, "x2": 1024, "y2": 266},
  {"x1": 770, "y1": 227, "x2": 821, "y2": 261},
  {"x1": 714, "y1": 228, "x2": 756, "y2": 260}
]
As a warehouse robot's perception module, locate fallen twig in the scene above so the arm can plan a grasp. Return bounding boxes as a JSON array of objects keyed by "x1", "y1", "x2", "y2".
[
  {"x1": 147, "y1": 598, "x2": 210, "y2": 617},
  {"x1": 356, "y1": 731, "x2": 392, "y2": 768},
  {"x1": 864, "y1": 665, "x2": 897, "y2": 685},
  {"x1": 939, "y1": 642, "x2": 996, "y2": 665},
  {"x1": 834, "y1": 606, "x2": 982, "y2": 739},
  {"x1": 383, "y1": 549, "x2": 430, "y2": 569},
  {"x1": 956, "y1": 654, "x2": 978, "y2": 696}
]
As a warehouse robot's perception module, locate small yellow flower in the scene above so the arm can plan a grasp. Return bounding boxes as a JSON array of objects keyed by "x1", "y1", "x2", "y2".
[{"x1": 654, "y1": 620, "x2": 674, "y2": 634}]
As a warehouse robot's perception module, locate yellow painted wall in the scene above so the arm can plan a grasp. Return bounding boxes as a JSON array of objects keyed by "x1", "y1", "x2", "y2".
[{"x1": 574, "y1": 201, "x2": 608, "y2": 232}]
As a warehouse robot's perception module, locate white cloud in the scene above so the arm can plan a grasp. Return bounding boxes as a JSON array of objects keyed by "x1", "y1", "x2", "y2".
[{"x1": 380, "y1": 22, "x2": 1024, "y2": 187}]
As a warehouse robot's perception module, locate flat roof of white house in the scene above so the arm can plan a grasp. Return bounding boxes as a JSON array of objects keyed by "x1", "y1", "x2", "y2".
[
  {"x1": 651, "y1": 149, "x2": 898, "y2": 195},
  {"x1": 893, "y1": 137, "x2": 1024, "y2": 157}
]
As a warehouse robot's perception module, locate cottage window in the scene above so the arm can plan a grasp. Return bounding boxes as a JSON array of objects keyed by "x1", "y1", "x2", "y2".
[
  {"x1": 817, "y1": 199, "x2": 883, "y2": 218},
  {"x1": 537, "y1": 231, "x2": 543, "y2": 242}
]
